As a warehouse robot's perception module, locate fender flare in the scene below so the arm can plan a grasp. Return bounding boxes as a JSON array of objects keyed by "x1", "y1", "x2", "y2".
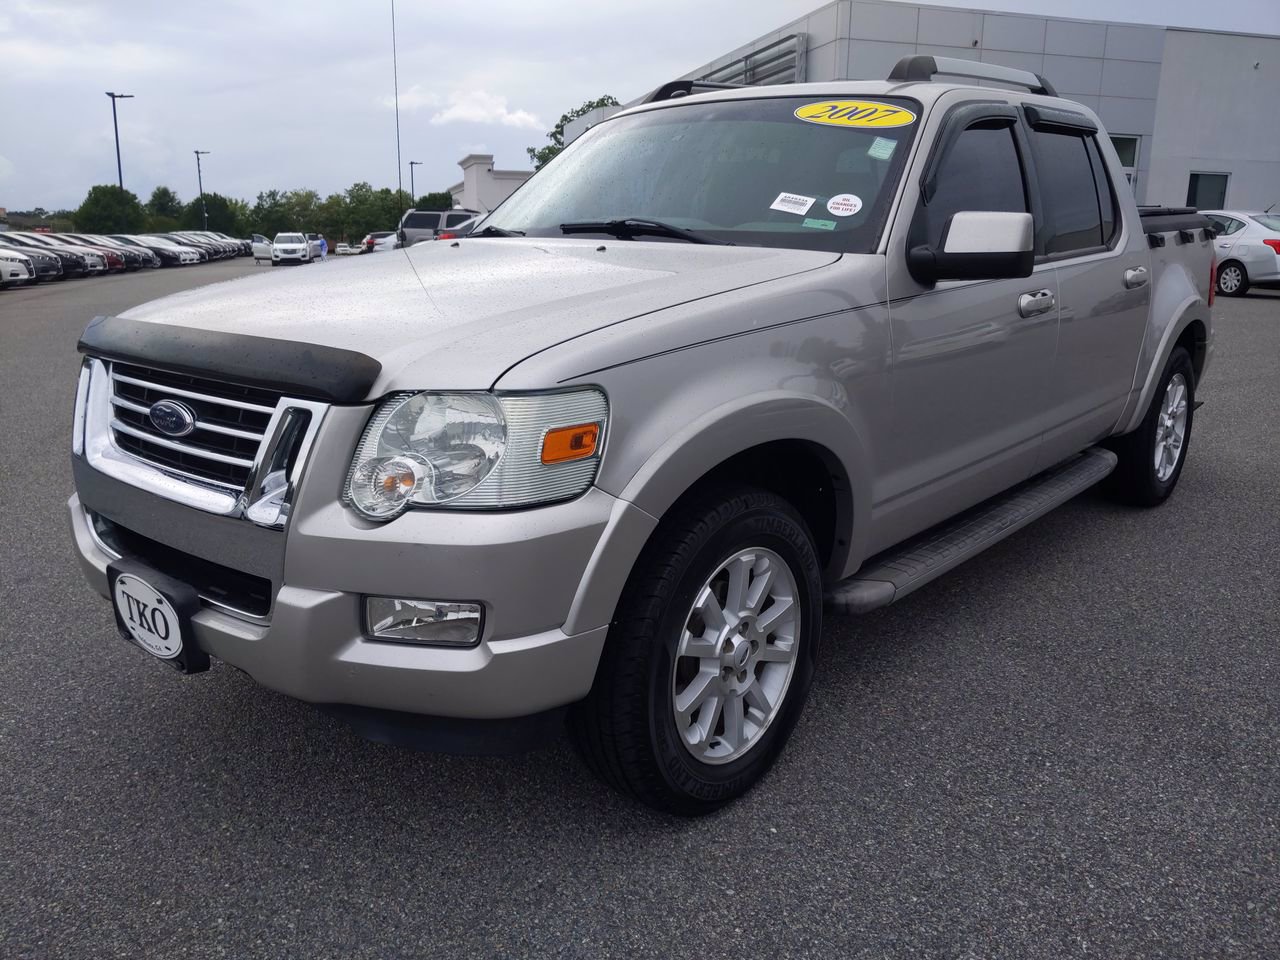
[
  {"x1": 1118, "y1": 297, "x2": 1210, "y2": 435},
  {"x1": 564, "y1": 392, "x2": 870, "y2": 635}
]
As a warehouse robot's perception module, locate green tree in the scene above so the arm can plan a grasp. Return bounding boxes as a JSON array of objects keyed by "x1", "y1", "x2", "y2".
[
  {"x1": 74, "y1": 185, "x2": 146, "y2": 233},
  {"x1": 180, "y1": 192, "x2": 244, "y2": 234},
  {"x1": 145, "y1": 214, "x2": 180, "y2": 233},
  {"x1": 250, "y1": 189, "x2": 289, "y2": 237},
  {"x1": 146, "y1": 185, "x2": 183, "y2": 220},
  {"x1": 415, "y1": 191, "x2": 455, "y2": 210},
  {"x1": 316, "y1": 192, "x2": 350, "y2": 243},
  {"x1": 526, "y1": 94, "x2": 619, "y2": 170},
  {"x1": 282, "y1": 189, "x2": 320, "y2": 230}
]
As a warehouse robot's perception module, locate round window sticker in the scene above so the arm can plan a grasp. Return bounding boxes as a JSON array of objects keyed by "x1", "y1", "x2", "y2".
[{"x1": 827, "y1": 194, "x2": 862, "y2": 217}]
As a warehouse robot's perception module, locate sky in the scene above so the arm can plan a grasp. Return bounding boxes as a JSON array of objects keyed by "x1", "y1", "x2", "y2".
[{"x1": 2, "y1": 0, "x2": 1276, "y2": 213}]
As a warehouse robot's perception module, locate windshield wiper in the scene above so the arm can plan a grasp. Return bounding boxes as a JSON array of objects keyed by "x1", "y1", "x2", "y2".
[
  {"x1": 559, "y1": 218, "x2": 731, "y2": 245},
  {"x1": 472, "y1": 224, "x2": 525, "y2": 238}
]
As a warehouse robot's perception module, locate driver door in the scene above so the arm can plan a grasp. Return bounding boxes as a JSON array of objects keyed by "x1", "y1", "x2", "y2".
[
  {"x1": 872, "y1": 100, "x2": 1059, "y2": 551},
  {"x1": 251, "y1": 234, "x2": 272, "y2": 261}
]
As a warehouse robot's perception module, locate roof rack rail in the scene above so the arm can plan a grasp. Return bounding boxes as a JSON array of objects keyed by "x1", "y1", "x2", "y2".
[
  {"x1": 642, "y1": 79, "x2": 744, "y2": 104},
  {"x1": 887, "y1": 55, "x2": 1057, "y2": 97}
]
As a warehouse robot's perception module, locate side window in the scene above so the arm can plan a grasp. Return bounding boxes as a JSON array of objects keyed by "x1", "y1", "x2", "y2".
[
  {"x1": 923, "y1": 124, "x2": 1027, "y2": 248},
  {"x1": 1221, "y1": 217, "x2": 1245, "y2": 236},
  {"x1": 444, "y1": 213, "x2": 472, "y2": 228},
  {"x1": 1084, "y1": 137, "x2": 1117, "y2": 247},
  {"x1": 403, "y1": 212, "x2": 439, "y2": 229},
  {"x1": 1029, "y1": 128, "x2": 1103, "y2": 255}
]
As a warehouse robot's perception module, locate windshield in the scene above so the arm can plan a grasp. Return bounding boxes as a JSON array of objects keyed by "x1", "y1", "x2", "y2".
[
  {"x1": 275, "y1": 233, "x2": 305, "y2": 244},
  {"x1": 1252, "y1": 215, "x2": 1280, "y2": 231},
  {"x1": 484, "y1": 95, "x2": 920, "y2": 252}
]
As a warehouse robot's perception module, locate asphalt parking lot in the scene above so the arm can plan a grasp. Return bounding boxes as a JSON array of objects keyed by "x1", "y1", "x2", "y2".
[{"x1": 1, "y1": 262, "x2": 1277, "y2": 958}]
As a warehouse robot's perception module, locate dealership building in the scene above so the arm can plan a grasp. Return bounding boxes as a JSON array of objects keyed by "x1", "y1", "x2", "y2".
[{"x1": 570, "y1": 1, "x2": 1279, "y2": 211}]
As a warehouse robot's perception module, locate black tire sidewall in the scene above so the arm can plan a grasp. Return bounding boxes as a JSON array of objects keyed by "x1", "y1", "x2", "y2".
[{"x1": 644, "y1": 496, "x2": 822, "y2": 808}]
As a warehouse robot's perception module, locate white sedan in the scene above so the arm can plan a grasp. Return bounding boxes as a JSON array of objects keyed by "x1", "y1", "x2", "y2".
[
  {"x1": 0, "y1": 248, "x2": 35, "y2": 287},
  {"x1": 1203, "y1": 209, "x2": 1280, "y2": 296},
  {"x1": 271, "y1": 232, "x2": 313, "y2": 265}
]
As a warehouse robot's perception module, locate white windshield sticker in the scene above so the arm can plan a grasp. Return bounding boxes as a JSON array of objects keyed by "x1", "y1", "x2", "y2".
[
  {"x1": 826, "y1": 194, "x2": 863, "y2": 217},
  {"x1": 868, "y1": 137, "x2": 897, "y2": 160},
  {"x1": 770, "y1": 192, "x2": 816, "y2": 216}
]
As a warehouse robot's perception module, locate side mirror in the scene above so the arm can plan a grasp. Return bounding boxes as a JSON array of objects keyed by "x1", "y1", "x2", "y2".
[{"x1": 907, "y1": 211, "x2": 1034, "y2": 284}]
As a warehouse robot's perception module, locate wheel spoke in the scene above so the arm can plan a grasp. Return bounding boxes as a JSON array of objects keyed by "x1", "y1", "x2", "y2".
[
  {"x1": 743, "y1": 681, "x2": 772, "y2": 717},
  {"x1": 757, "y1": 595, "x2": 795, "y2": 634},
  {"x1": 674, "y1": 668, "x2": 719, "y2": 720},
  {"x1": 678, "y1": 630, "x2": 719, "y2": 659},
  {"x1": 745, "y1": 563, "x2": 775, "y2": 615},
  {"x1": 757, "y1": 640, "x2": 795, "y2": 663},
  {"x1": 693, "y1": 695, "x2": 723, "y2": 746},
  {"x1": 694, "y1": 586, "x2": 727, "y2": 633},
  {"x1": 724, "y1": 554, "x2": 753, "y2": 616},
  {"x1": 721, "y1": 694, "x2": 745, "y2": 750}
]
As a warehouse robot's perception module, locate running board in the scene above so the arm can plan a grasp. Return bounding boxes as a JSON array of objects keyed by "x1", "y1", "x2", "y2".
[{"x1": 826, "y1": 447, "x2": 1118, "y2": 614}]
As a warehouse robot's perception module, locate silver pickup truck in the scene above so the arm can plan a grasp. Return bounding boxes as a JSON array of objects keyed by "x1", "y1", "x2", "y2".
[{"x1": 70, "y1": 57, "x2": 1214, "y2": 814}]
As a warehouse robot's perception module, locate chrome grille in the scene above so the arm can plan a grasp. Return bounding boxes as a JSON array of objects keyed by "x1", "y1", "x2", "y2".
[{"x1": 107, "y1": 361, "x2": 281, "y2": 491}]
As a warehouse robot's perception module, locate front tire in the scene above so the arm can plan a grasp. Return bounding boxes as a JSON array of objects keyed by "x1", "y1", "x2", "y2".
[
  {"x1": 1216, "y1": 261, "x2": 1249, "y2": 297},
  {"x1": 570, "y1": 486, "x2": 822, "y2": 815},
  {"x1": 1104, "y1": 346, "x2": 1195, "y2": 506}
]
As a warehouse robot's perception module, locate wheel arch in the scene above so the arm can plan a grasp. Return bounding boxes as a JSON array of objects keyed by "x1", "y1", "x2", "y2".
[
  {"x1": 563, "y1": 393, "x2": 869, "y2": 637},
  {"x1": 1117, "y1": 296, "x2": 1211, "y2": 436}
]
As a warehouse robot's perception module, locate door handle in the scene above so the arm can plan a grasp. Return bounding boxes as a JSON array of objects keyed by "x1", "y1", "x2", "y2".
[
  {"x1": 1017, "y1": 289, "x2": 1055, "y2": 318},
  {"x1": 1123, "y1": 266, "x2": 1149, "y2": 289}
]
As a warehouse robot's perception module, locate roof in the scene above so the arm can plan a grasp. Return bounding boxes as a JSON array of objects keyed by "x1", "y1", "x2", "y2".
[{"x1": 610, "y1": 76, "x2": 1066, "y2": 126}]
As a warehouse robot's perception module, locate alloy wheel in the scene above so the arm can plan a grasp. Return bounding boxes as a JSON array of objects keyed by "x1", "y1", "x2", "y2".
[
  {"x1": 1154, "y1": 372, "x2": 1189, "y2": 482},
  {"x1": 671, "y1": 548, "x2": 801, "y2": 765}
]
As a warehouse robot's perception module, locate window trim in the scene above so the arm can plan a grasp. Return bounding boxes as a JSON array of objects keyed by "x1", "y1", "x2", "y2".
[
  {"x1": 908, "y1": 100, "x2": 1036, "y2": 256},
  {"x1": 1024, "y1": 127, "x2": 1123, "y2": 264}
]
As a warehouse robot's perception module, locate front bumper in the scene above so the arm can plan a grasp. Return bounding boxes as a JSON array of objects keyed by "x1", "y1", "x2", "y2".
[{"x1": 68, "y1": 460, "x2": 624, "y2": 720}]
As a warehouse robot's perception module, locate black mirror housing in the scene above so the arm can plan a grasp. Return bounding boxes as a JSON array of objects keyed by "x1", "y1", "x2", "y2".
[{"x1": 907, "y1": 245, "x2": 1034, "y2": 284}]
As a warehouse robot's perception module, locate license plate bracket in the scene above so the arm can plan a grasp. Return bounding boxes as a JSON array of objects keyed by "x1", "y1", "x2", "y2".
[{"x1": 108, "y1": 560, "x2": 209, "y2": 674}]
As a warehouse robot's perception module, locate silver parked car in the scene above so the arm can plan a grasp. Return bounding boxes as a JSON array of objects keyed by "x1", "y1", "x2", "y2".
[
  {"x1": 69, "y1": 58, "x2": 1214, "y2": 814},
  {"x1": 1202, "y1": 209, "x2": 1280, "y2": 296}
]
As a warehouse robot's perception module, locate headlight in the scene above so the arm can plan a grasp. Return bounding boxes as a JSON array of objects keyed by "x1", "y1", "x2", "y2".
[
  {"x1": 345, "y1": 389, "x2": 607, "y2": 520},
  {"x1": 0, "y1": 255, "x2": 22, "y2": 264}
]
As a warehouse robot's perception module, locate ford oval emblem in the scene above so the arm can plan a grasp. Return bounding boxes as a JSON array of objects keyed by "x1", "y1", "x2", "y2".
[{"x1": 148, "y1": 399, "x2": 197, "y2": 437}]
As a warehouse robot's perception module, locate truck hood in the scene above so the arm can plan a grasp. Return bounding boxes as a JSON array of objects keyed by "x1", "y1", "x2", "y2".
[{"x1": 120, "y1": 238, "x2": 838, "y2": 394}]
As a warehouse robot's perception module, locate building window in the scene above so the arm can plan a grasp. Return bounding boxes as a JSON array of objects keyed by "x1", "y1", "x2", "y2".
[
  {"x1": 1187, "y1": 172, "x2": 1228, "y2": 210},
  {"x1": 1109, "y1": 135, "x2": 1139, "y2": 190}
]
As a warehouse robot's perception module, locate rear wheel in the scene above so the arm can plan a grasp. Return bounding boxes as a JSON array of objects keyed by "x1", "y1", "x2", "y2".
[
  {"x1": 569, "y1": 486, "x2": 822, "y2": 815},
  {"x1": 1216, "y1": 261, "x2": 1249, "y2": 297},
  {"x1": 1104, "y1": 346, "x2": 1194, "y2": 506}
]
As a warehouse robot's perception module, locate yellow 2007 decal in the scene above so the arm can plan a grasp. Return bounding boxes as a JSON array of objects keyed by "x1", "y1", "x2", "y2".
[{"x1": 794, "y1": 100, "x2": 917, "y2": 128}]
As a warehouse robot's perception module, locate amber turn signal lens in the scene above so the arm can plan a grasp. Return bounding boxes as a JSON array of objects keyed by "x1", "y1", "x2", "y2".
[{"x1": 541, "y1": 423, "x2": 600, "y2": 464}]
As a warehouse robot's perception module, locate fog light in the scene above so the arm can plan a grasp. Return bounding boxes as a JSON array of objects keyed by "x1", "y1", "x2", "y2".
[{"x1": 365, "y1": 597, "x2": 483, "y2": 647}]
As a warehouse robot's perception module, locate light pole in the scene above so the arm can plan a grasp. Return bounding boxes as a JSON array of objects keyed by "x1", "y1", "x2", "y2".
[
  {"x1": 194, "y1": 150, "x2": 210, "y2": 229},
  {"x1": 104, "y1": 92, "x2": 134, "y2": 189},
  {"x1": 409, "y1": 160, "x2": 421, "y2": 205}
]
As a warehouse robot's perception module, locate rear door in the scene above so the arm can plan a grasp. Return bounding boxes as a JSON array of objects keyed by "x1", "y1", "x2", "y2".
[
  {"x1": 877, "y1": 98, "x2": 1059, "y2": 548},
  {"x1": 1026, "y1": 115, "x2": 1150, "y2": 464}
]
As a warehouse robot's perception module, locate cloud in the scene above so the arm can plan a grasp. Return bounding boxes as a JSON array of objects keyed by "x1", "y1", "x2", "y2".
[
  {"x1": 428, "y1": 90, "x2": 542, "y2": 130},
  {"x1": 0, "y1": 154, "x2": 14, "y2": 181},
  {"x1": 383, "y1": 84, "x2": 440, "y2": 111}
]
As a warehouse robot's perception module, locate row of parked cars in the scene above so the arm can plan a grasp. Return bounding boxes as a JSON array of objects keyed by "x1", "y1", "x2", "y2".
[{"x1": 0, "y1": 229, "x2": 251, "y2": 288}]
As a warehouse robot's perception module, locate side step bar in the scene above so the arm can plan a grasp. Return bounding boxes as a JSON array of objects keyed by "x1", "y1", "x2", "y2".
[{"x1": 826, "y1": 447, "x2": 1118, "y2": 615}]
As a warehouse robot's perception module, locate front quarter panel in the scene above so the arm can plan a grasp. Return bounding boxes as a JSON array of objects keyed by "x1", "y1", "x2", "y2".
[{"x1": 499, "y1": 257, "x2": 892, "y2": 616}]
